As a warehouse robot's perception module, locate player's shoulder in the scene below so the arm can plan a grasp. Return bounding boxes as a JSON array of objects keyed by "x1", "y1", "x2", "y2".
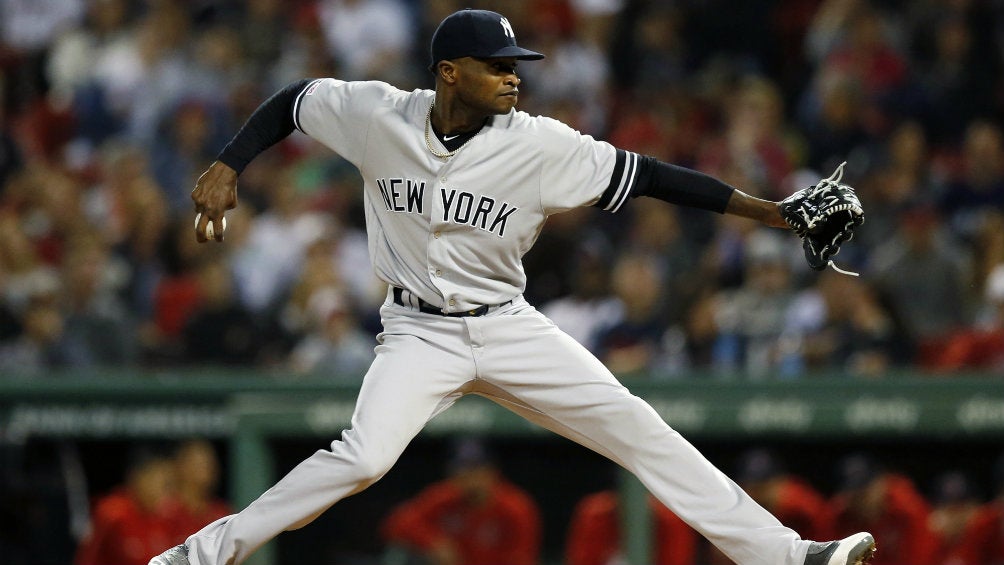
[
  {"x1": 312, "y1": 78, "x2": 420, "y2": 102},
  {"x1": 303, "y1": 79, "x2": 431, "y2": 125},
  {"x1": 496, "y1": 110, "x2": 593, "y2": 147},
  {"x1": 502, "y1": 110, "x2": 575, "y2": 134}
]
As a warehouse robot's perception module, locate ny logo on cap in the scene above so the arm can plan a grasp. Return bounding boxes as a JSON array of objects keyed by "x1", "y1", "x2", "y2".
[{"x1": 499, "y1": 16, "x2": 515, "y2": 39}]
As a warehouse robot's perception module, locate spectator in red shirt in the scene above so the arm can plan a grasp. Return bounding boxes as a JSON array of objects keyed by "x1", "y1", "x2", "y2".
[
  {"x1": 736, "y1": 449, "x2": 835, "y2": 543},
  {"x1": 707, "y1": 449, "x2": 835, "y2": 565},
  {"x1": 961, "y1": 502, "x2": 1004, "y2": 565},
  {"x1": 75, "y1": 447, "x2": 176, "y2": 565},
  {"x1": 381, "y1": 439, "x2": 541, "y2": 565},
  {"x1": 163, "y1": 439, "x2": 232, "y2": 543},
  {"x1": 943, "y1": 455, "x2": 1004, "y2": 565},
  {"x1": 565, "y1": 489, "x2": 697, "y2": 565},
  {"x1": 928, "y1": 471, "x2": 985, "y2": 565},
  {"x1": 830, "y1": 454, "x2": 937, "y2": 565}
]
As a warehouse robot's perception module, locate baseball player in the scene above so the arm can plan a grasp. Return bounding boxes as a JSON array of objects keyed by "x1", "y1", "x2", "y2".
[{"x1": 152, "y1": 9, "x2": 875, "y2": 565}]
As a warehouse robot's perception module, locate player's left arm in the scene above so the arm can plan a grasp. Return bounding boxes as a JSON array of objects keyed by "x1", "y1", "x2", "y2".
[
  {"x1": 627, "y1": 156, "x2": 789, "y2": 229},
  {"x1": 723, "y1": 189, "x2": 789, "y2": 229}
]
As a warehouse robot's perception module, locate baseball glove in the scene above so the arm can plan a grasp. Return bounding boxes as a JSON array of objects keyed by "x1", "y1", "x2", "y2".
[{"x1": 779, "y1": 162, "x2": 864, "y2": 275}]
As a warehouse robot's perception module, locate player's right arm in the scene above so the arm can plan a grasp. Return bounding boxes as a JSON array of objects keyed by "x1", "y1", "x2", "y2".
[
  {"x1": 191, "y1": 77, "x2": 398, "y2": 242},
  {"x1": 191, "y1": 78, "x2": 315, "y2": 242}
]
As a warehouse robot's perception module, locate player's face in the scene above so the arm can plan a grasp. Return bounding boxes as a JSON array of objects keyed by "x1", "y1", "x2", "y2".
[{"x1": 454, "y1": 57, "x2": 521, "y2": 115}]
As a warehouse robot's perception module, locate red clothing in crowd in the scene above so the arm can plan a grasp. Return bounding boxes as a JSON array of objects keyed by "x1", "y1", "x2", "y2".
[
  {"x1": 928, "y1": 328, "x2": 1004, "y2": 371},
  {"x1": 768, "y1": 477, "x2": 836, "y2": 543},
  {"x1": 74, "y1": 488, "x2": 176, "y2": 565},
  {"x1": 163, "y1": 496, "x2": 232, "y2": 543},
  {"x1": 940, "y1": 500, "x2": 1004, "y2": 565},
  {"x1": 153, "y1": 274, "x2": 202, "y2": 338},
  {"x1": 565, "y1": 491, "x2": 697, "y2": 565},
  {"x1": 831, "y1": 474, "x2": 937, "y2": 565},
  {"x1": 381, "y1": 478, "x2": 541, "y2": 565}
]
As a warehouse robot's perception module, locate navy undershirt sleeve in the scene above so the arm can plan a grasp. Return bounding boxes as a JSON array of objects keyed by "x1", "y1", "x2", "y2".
[
  {"x1": 216, "y1": 78, "x2": 314, "y2": 174},
  {"x1": 631, "y1": 155, "x2": 735, "y2": 213}
]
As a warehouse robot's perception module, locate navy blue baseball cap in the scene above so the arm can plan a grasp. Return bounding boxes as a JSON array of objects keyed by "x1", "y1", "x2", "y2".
[{"x1": 430, "y1": 9, "x2": 544, "y2": 72}]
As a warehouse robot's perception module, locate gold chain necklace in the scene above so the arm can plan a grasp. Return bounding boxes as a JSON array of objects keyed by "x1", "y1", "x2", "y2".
[{"x1": 424, "y1": 103, "x2": 478, "y2": 159}]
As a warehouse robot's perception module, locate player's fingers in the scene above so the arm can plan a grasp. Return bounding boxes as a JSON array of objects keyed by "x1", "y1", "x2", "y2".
[
  {"x1": 211, "y1": 215, "x2": 227, "y2": 242},
  {"x1": 195, "y1": 212, "x2": 227, "y2": 242},
  {"x1": 194, "y1": 212, "x2": 208, "y2": 243}
]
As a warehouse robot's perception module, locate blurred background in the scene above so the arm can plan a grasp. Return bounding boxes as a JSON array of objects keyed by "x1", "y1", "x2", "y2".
[{"x1": 1, "y1": 0, "x2": 1003, "y2": 564}]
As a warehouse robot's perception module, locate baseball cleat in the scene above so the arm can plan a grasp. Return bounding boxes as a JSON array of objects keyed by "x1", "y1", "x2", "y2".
[
  {"x1": 149, "y1": 544, "x2": 190, "y2": 565},
  {"x1": 803, "y1": 532, "x2": 876, "y2": 565}
]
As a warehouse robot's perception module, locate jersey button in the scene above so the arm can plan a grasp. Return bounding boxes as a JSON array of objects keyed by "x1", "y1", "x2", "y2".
[
  {"x1": 435, "y1": 269, "x2": 442, "y2": 276},
  {"x1": 433, "y1": 231, "x2": 441, "y2": 238},
  {"x1": 448, "y1": 299, "x2": 456, "y2": 306}
]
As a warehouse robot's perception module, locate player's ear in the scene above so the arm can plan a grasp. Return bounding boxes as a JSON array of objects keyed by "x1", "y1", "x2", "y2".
[{"x1": 437, "y1": 61, "x2": 459, "y2": 85}]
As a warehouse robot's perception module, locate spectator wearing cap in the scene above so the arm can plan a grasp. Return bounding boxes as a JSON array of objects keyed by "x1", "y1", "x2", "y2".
[
  {"x1": 381, "y1": 438, "x2": 541, "y2": 565},
  {"x1": 829, "y1": 454, "x2": 937, "y2": 565}
]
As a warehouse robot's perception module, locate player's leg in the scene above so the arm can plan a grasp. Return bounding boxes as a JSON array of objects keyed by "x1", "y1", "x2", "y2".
[
  {"x1": 471, "y1": 309, "x2": 808, "y2": 565},
  {"x1": 181, "y1": 312, "x2": 475, "y2": 565}
]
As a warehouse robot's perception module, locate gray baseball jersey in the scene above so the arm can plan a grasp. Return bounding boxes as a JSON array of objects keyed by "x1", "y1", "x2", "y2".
[
  {"x1": 293, "y1": 78, "x2": 638, "y2": 312},
  {"x1": 152, "y1": 8, "x2": 861, "y2": 565}
]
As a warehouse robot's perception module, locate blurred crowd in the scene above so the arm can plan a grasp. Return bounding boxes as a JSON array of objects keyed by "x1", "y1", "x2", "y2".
[
  {"x1": 2, "y1": 0, "x2": 1004, "y2": 378},
  {"x1": 383, "y1": 442, "x2": 1004, "y2": 565},
  {"x1": 563, "y1": 448, "x2": 1004, "y2": 565},
  {"x1": 51, "y1": 437, "x2": 1004, "y2": 565}
]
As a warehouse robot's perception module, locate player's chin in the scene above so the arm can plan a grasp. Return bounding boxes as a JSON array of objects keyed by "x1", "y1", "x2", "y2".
[{"x1": 495, "y1": 94, "x2": 518, "y2": 112}]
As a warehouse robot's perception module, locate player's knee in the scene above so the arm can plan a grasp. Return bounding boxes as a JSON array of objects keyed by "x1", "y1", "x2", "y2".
[{"x1": 350, "y1": 447, "x2": 395, "y2": 483}]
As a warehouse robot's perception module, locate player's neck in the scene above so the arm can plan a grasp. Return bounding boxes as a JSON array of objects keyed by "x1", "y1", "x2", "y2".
[{"x1": 430, "y1": 97, "x2": 489, "y2": 136}]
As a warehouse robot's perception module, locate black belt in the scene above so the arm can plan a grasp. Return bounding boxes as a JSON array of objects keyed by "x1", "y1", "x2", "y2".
[{"x1": 392, "y1": 287, "x2": 511, "y2": 317}]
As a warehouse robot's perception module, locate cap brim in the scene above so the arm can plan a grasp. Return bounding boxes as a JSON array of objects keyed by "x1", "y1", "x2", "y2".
[
  {"x1": 485, "y1": 45, "x2": 545, "y2": 60},
  {"x1": 428, "y1": 46, "x2": 545, "y2": 73}
]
